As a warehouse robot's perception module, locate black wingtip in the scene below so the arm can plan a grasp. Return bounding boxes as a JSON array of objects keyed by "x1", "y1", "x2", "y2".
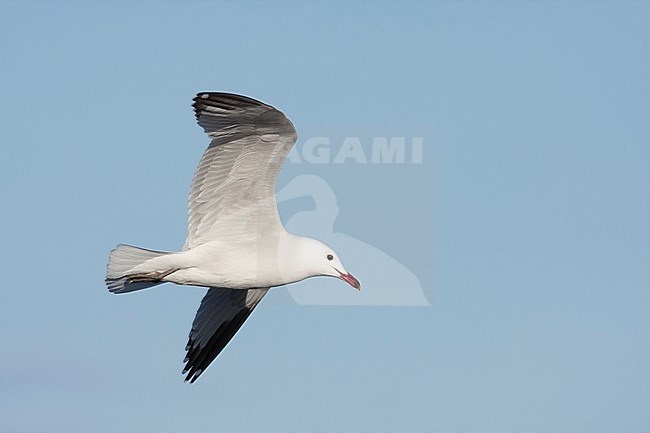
[
  {"x1": 192, "y1": 92, "x2": 270, "y2": 119},
  {"x1": 182, "y1": 368, "x2": 202, "y2": 384},
  {"x1": 180, "y1": 288, "x2": 269, "y2": 383},
  {"x1": 189, "y1": 369, "x2": 202, "y2": 383},
  {"x1": 194, "y1": 92, "x2": 266, "y2": 105}
]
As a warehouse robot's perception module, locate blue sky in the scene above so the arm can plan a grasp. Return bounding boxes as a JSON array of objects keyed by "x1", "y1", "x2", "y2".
[{"x1": 0, "y1": 1, "x2": 648, "y2": 432}]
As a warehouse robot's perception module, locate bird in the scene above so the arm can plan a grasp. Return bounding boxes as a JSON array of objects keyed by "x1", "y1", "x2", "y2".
[{"x1": 105, "y1": 92, "x2": 361, "y2": 383}]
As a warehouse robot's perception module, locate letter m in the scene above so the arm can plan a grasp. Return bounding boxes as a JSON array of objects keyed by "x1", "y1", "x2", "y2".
[{"x1": 371, "y1": 137, "x2": 406, "y2": 163}]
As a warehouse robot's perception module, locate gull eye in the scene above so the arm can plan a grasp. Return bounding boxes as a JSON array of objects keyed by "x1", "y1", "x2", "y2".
[{"x1": 327, "y1": 254, "x2": 334, "y2": 261}]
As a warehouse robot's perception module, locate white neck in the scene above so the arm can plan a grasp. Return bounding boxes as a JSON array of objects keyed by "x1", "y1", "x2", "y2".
[{"x1": 274, "y1": 233, "x2": 322, "y2": 285}]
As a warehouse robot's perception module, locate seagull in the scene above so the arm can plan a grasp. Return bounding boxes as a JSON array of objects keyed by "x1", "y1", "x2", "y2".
[{"x1": 105, "y1": 93, "x2": 361, "y2": 383}]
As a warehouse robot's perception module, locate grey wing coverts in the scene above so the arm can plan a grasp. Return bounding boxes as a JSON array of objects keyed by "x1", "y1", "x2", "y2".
[{"x1": 185, "y1": 92, "x2": 297, "y2": 249}]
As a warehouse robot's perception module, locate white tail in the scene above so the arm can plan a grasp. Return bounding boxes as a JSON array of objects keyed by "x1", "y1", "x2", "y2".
[{"x1": 105, "y1": 244, "x2": 173, "y2": 294}]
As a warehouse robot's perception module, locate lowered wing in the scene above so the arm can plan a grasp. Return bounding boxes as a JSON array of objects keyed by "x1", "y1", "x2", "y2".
[{"x1": 183, "y1": 287, "x2": 269, "y2": 383}]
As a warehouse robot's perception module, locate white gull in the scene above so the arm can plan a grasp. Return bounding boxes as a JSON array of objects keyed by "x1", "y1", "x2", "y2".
[{"x1": 105, "y1": 93, "x2": 360, "y2": 383}]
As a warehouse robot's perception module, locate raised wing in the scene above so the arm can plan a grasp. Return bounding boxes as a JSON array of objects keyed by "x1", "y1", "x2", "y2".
[
  {"x1": 185, "y1": 93, "x2": 297, "y2": 249},
  {"x1": 183, "y1": 287, "x2": 269, "y2": 383}
]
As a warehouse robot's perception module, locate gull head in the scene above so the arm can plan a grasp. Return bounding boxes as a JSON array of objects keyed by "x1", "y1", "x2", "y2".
[{"x1": 294, "y1": 237, "x2": 361, "y2": 291}]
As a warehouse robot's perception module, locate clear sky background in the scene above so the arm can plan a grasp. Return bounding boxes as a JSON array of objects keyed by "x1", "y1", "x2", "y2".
[{"x1": 1, "y1": 1, "x2": 648, "y2": 432}]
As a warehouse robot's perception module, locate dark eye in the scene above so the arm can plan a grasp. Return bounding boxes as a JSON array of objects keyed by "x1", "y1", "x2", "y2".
[{"x1": 327, "y1": 254, "x2": 334, "y2": 261}]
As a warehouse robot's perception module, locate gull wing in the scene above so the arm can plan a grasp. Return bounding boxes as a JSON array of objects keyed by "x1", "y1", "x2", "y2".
[
  {"x1": 183, "y1": 287, "x2": 269, "y2": 383},
  {"x1": 185, "y1": 93, "x2": 297, "y2": 249}
]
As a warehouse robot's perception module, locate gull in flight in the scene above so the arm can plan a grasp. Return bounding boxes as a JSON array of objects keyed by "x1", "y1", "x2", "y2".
[{"x1": 105, "y1": 93, "x2": 361, "y2": 383}]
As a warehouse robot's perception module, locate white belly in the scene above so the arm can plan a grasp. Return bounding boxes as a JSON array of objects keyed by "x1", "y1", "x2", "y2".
[{"x1": 161, "y1": 237, "x2": 301, "y2": 289}]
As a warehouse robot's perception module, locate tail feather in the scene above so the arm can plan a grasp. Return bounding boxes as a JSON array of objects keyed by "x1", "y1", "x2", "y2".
[{"x1": 105, "y1": 244, "x2": 173, "y2": 294}]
